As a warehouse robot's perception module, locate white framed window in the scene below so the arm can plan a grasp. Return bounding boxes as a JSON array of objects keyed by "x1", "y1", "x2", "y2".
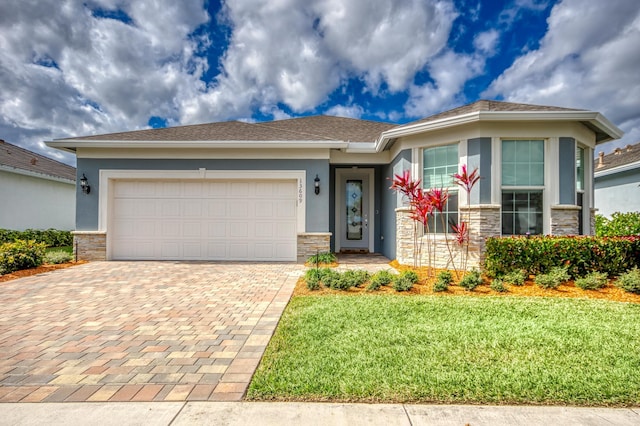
[
  {"x1": 422, "y1": 143, "x2": 458, "y2": 233},
  {"x1": 576, "y1": 146, "x2": 585, "y2": 234},
  {"x1": 501, "y1": 140, "x2": 545, "y2": 235}
]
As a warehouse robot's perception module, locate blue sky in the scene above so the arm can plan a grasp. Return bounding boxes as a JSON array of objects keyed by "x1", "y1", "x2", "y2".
[{"x1": 1, "y1": 0, "x2": 639, "y2": 165}]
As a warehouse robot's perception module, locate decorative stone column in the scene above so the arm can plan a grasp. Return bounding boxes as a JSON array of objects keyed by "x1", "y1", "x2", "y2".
[
  {"x1": 550, "y1": 205, "x2": 580, "y2": 236},
  {"x1": 590, "y1": 208, "x2": 598, "y2": 236},
  {"x1": 297, "y1": 232, "x2": 331, "y2": 262},
  {"x1": 461, "y1": 204, "x2": 501, "y2": 269},
  {"x1": 72, "y1": 231, "x2": 107, "y2": 261},
  {"x1": 395, "y1": 207, "x2": 415, "y2": 266}
]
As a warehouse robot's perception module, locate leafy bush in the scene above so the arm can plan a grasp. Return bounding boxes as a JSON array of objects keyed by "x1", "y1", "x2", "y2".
[
  {"x1": 393, "y1": 275, "x2": 414, "y2": 292},
  {"x1": 320, "y1": 269, "x2": 342, "y2": 290},
  {"x1": 306, "y1": 251, "x2": 337, "y2": 265},
  {"x1": 304, "y1": 269, "x2": 322, "y2": 290},
  {"x1": 490, "y1": 279, "x2": 507, "y2": 293},
  {"x1": 615, "y1": 268, "x2": 640, "y2": 294},
  {"x1": 0, "y1": 240, "x2": 47, "y2": 274},
  {"x1": 367, "y1": 270, "x2": 395, "y2": 291},
  {"x1": 436, "y1": 270, "x2": 453, "y2": 285},
  {"x1": 575, "y1": 271, "x2": 608, "y2": 290},
  {"x1": 459, "y1": 269, "x2": 482, "y2": 291},
  {"x1": 484, "y1": 235, "x2": 640, "y2": 279},
  {"x1": 596, "y1": 212, "x2": 640, "y2": 237},
  {"x1": 534, "y1": 266, "x2": 570, "y2": 289},
  {"x1": 503, "y1": 269, "x2": 527, "y2": 286},
  {"x1": 340, "y1": 270, "x2": 370, "y2": 289},
  {"x1": 433, "y1": 271, "x2": 452, "y2": 292},
  {"x1": 0, "y1": 228, "x2": 72, "y2": 247},
  {"x1": 44, "y1": 250, "x2": 73, "y2": 265},
  {"x1": 399, "y1": 270, "x2": 419, "y2": 284}
]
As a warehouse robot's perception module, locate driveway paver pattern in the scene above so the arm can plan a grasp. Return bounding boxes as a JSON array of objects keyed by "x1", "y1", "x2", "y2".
[{"x1": 0, "y1": 261, "x2": 303, "y2": 402}]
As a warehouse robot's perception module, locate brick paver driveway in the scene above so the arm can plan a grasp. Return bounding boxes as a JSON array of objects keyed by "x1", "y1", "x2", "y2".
[{"x1": 0, "y1": 261, "x2": 303, "y2": 403}]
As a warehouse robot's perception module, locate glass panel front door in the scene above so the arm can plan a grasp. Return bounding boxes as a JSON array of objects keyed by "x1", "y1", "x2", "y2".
[{"x1": 346, "y1": 180, "x2": 363, "y2": 240}]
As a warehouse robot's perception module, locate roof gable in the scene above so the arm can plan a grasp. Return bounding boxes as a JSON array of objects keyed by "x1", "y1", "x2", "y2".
[{"x1": 0, "y1": 140, "x2": 76, "y2": 181}]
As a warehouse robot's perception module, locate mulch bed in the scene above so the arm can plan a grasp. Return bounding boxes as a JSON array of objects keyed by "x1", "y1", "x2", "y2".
[
  {"x1": 0, "y1": 261, "x2": 86, "y2": 283},
  {"x1": 294, "y1": 260, "x2": 640, "y2": 303}
]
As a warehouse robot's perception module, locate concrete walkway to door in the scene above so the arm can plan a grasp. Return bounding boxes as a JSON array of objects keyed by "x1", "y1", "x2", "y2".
[{"x1": 0, "y1": 261, "x2": 304, "y2": 403}]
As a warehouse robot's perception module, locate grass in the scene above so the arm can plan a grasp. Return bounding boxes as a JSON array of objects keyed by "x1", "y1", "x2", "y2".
[
  {"x1": 45, "y1": 246, "x2": 72, "y2": 255},
  {"x1": 247, "y1": 295, "x2": 640, "y2": 406}
]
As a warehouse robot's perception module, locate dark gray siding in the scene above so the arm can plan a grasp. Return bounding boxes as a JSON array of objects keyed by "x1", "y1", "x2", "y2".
[
  {"x1": 559, "y1": 137, "x2": 576, "y2": 204},
  {"x1": 75, "y1": 158, "x2": 330, "y2": 231},
  {"x1": 379, "y1": 149, "x2": 411, "y2": 259},
  {"x1": 467, "y1": 137, "x2": 492, "y2": 204}
]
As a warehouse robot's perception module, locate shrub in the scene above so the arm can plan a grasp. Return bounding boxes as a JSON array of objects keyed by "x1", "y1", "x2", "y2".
[
  {"x1": 436, "y1": 270, "x2": 453, "y2": 285},
  {"x1": 320, "y1": 269, "x2": 343, "y2": 290},
  {"x1": 483, "y1": 235, "x2": 640, "y2": 279},
  {"x1": 340, "y1": 270, "x2": 370, "y2": 289},
  {"x1": 44, "y1": 250, "x2": 73, "y2": 265},
  {"x1": 0, "y1": 240, "x2": 47, "y2": 274},
  {"x1": 0, "y1": 229, "x2": 73, "y2": 247},
  {"x1": 393, "y1": 275, "x2": 414, "y2": 292},
  {"x1": 304, "y1": 269, "x2": 322, "y2": 290},
  {"x1": 534, "y1": 266, "x2": 570, "y2": 289},
  {"x1": 596, "y1": 212, "x2": 640, "y2": 237},
  {"x1": 490, "y1": 279, "x2": 507, "y2": 292},
  {"x1": 399, "y1": 270, "x2": 419, "y2": 284},
  {"x1": 615, "y1": 268, "x2": 640, "y2": 294},
  {"x1": 367, "y1": 270, "x2": 395, "y2": 291},
  {"x1": 503, "y1": 269, "x2": 527, "y2": 286},
  {"x1": 306, "y1": 251, "x2": 337, "y2": 265},
  {"x1": 433, "y1": 278, "x2": 449, "y2": 292},
  {"x1": 574, "y1": 271, "x2": 608, "y2": 290},
  {"x1": 459, "y1": 269, "x2": 482, "y2": 291}
]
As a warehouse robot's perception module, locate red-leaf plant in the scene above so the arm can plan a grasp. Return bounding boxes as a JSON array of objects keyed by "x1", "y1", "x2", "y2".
[
  {"x1": 426, "y1": 187, "x2": 459, "y2": 278},
  {"x1": 391, "y1": 170, "x2": 426, "y2": 267},
  {"x1": 452, "y1": 165, "x2": 481, "y2": 272}
]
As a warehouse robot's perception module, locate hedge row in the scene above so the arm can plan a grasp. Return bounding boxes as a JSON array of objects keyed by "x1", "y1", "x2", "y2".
[
  {"x1": 483, "y1": 236, "x2": 640, "y2": 279},
  {"x1": 0, "y1": 228, "x2": 72, "y2": 247},
  {"x1": 0, "y1": 240, "x2": 46, "y2": 274}
]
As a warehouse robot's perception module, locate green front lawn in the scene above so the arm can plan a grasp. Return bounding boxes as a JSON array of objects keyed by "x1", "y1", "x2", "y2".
[{"x1": 247, "y1": 295, "x2": 640, "y2": 406}]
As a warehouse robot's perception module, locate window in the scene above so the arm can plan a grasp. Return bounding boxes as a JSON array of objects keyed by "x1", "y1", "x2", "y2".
[
  {"x1": 576, "y1": 146, "x2": 585, "y2": 233},
  {"x1": 423, "y1": 144, "x2": 458, "y2": 233},
  {"x1": 501, "y1": 140, "x2": 544, "y2": 235}
]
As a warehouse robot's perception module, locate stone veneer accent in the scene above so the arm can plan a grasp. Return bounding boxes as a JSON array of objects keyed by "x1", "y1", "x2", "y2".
[
  {"x1": 550, "y1": 205, "x2": 580, "y2": 236},
  {"x1": 396, "y1": 205, "x2": 501, "y2": 270},
  {"x1": 73, "y1": 231, "x2": 107, "y2": 261},
  {"x1": 590, "y1": 208, "x2": 597, "y2": 236},
  {"x1": 297, "y1": 232, "x2": 331, "y2": 262}
]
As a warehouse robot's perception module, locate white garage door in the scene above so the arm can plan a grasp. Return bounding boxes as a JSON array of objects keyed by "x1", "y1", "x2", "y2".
[{"x1": 110, "y1": 179, "x2": 297, "y2": 261}]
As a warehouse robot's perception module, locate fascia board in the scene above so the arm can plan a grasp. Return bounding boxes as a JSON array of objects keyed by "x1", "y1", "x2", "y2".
[
  {"x1": 594, "y1": 160, "x2": 640, "y2": 178},
  {"x1": 375, "y1": 110, "x2": 624, "y2": 152},
  {"x1": 0, "y1": 164, "x2": 75, "y2": 184},
  {"x1": 47, "y1": 139, "x2": 348, "y2": 149}
]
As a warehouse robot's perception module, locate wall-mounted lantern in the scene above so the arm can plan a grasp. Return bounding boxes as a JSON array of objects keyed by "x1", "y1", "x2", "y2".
[
  {"x1": 80, "y1": 174, "x2": 90, "y2": 194},
  {"x1": 314, "y1": 174, "x2": 320, "y2": 195}
]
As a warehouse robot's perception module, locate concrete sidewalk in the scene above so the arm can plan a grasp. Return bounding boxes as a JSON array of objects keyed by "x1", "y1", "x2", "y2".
[{"x1": 1, "y1": 402, "x2": 639, "y2": 425}]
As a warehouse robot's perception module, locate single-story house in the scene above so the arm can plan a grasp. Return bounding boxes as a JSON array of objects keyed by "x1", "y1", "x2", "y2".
[
  {"x1": 594, "y1": 142, "x2": 640, "y2": 217},
  {"x1": 0, "y1": 139, "x2": 76, "y2": 231},
  {"x1": 46, "y1": 100, "x2": 622, "y2": 268}
]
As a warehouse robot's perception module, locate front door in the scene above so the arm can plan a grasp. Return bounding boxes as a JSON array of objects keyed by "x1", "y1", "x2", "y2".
[{"x1": 336, "y1": 169, "x2": 373, "y2": 252}]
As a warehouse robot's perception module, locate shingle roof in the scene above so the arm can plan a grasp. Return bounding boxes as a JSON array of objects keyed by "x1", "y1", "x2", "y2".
[
  {"x1": 405, "y1": 100, "x2": 585, "y2": 126},
  {"x1": 62, "y1": 115, "x2": 396, "y2": 143},
  {"x1": 594, "y1": 142, "x2": 640, "y2": 172},
  {"x1": 0, "y1": 140, "x2": 76, "y2": 181}
]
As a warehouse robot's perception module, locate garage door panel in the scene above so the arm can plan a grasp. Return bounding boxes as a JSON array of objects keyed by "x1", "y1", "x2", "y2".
[{"x1": 111, "y1": 179, "x2": 296, "y2": 261}]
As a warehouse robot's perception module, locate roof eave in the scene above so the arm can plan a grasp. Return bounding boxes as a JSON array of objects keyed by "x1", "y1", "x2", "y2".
[
  {"x1": 46, "y1": 140, "x2": 350, "y2": 151},
  {"x1": 0, "y1": 164, "x2": 75, "y2": 184},
  {"x1": 374, "y1": 110, "x2": 624, "y2": 152},
  {"x1": 594, "y1": 160, "x2": 640, "y2": 178}
]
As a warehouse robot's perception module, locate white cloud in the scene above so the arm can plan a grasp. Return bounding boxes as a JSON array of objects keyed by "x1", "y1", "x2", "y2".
[
  {"x1": 325, "y1": 104, "x2": 364, "y2": 119},
  {"x1": 485, "y1": 0, "x2": 640, "y2": 152},
  {"x1": 180, "y1": 0, "x2": 458, "y2": 124}
]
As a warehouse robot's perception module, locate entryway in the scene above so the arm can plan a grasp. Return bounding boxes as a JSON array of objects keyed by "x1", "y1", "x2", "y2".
[{"x1": 334, "y1": 168, "x2": 374, "y2": 253}]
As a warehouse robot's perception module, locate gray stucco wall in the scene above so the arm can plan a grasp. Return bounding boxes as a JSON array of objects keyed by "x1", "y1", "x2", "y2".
[
  {"x1": 76, "y1": 158, "x2": 330, "y2": 232},
  {"x1": 558, "y1": 137, "x2": 576, "y2": 205},
  {"x1": 594, "y1": 168, "x2": 640, "y2": 217},
  {"x1": 380, "y1": 149, "x2": 411, "y2": 259},
  {"x1": 467, "y1": 137, "x2": 492, "y2": 204}
]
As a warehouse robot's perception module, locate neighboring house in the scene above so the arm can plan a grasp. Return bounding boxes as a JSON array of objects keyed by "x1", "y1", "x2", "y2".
[
  {"x1": 46, "y1": 100, "x2": 622, "y2": 267},
  {"x1": 594, "y1": 142, "x2": 640, "y2": 218},
  {"x1": 0, "y1": 139, "x2": 76, "y2": 231}
]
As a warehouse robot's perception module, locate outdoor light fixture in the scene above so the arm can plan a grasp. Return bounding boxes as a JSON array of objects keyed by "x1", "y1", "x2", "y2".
[
  {"x1": 314, "y1": 174, "x2": 320, "y2": 195},
  {"x1": 80, "y1": 174, "x2": 90, "y2": 194}
]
